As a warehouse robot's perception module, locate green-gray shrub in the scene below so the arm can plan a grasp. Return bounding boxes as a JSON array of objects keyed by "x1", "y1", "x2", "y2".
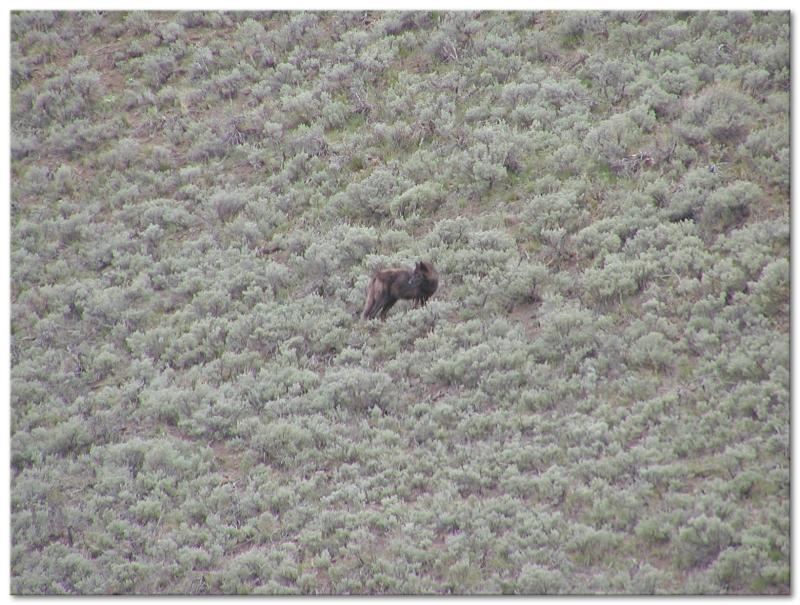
[{"x1": 701, "y1": 180, "x2": 760, "y2": 233}]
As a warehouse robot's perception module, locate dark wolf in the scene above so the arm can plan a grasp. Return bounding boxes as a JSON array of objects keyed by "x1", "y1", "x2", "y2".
[{"x1": 362, "y1": 261, "x2": 438, "y2": 320}]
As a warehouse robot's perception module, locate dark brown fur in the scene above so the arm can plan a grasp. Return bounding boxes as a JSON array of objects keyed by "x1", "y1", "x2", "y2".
[{"x1": 362, "y1": 261, "x2": 438, "y2": 320}]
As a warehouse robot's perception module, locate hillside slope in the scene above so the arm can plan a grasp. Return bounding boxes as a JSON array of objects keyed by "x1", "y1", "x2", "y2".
[{"x1": 10, "y1": 11, "x2": 790, "y2": 594}]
